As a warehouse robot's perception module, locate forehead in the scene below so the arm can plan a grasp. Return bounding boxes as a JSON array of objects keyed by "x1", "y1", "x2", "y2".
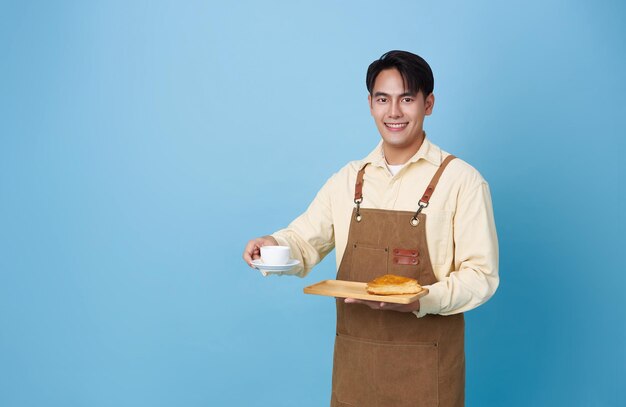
[{"x1": 373, "y1": 69, "x2": 414, "y2": 95}]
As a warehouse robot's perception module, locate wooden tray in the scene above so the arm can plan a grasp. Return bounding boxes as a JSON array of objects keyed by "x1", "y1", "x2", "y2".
[{"x1": 303, "y1": 279, "x2": 428, "y2": 304}]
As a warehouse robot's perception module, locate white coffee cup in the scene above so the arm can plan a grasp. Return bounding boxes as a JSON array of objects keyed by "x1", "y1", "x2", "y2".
[{"x1": 260, "y1": 245, "x2": 291, "y2": 266}]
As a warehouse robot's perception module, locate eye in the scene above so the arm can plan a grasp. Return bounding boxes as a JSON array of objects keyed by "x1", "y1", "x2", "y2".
[
  {"x1": 402, "y1": 97, "x2": 414, "y2": 103},
  {"x1": 376, "y1": 97, "x2": 388, "y2": 103}
]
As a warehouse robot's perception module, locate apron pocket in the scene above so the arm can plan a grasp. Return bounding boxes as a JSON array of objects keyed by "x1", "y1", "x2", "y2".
[
  {"x1": 350, "y1": 243, "x2": 388, "y2": 282},
  {"x1": 333, "y1": 334, "x2": 439, "y2": 407}
]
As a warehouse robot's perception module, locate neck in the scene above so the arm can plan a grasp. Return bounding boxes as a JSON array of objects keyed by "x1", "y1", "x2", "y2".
[{"x1": 382, "y1": 133, "x2": 425, "y2": 165}]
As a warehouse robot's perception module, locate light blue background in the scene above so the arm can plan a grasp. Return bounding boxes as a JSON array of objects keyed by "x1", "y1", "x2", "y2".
[{"x1": 1, "y1": 1, "x2": 624, "y2": 406}]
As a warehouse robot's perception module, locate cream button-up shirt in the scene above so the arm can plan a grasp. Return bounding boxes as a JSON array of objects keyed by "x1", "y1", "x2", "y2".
[{"x1": 272, "y1": 137, "x2": 499, "y2": 317}]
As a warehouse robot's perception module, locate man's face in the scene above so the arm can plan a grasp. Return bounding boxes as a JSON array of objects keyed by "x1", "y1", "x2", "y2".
[{"x1": 368, "y1": 68, "x2": 434, "y2": 153}]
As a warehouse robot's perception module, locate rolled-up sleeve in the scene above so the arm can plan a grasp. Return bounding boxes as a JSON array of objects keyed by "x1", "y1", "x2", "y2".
[{"x1": 416, "y1": 181, "x2": 499, "y2": 317}]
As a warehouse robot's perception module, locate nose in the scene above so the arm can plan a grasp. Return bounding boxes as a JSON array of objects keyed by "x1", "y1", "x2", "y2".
[{"x1": 388, "y1": 100, "x2": 402, "y2": 119}]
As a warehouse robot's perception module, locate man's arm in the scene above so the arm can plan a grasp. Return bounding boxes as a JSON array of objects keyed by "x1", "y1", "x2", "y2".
[
  {"x1": 242, "y1": 174, "x2": 338, "y2": 277},
  {"x1": 416, "y1": 180, "x2": 499, "y2": 317}
]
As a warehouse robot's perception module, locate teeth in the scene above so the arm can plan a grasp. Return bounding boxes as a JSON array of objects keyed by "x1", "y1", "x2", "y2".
[{"x1": 386, "y1": 123, "x2": 407, "y2": 128}]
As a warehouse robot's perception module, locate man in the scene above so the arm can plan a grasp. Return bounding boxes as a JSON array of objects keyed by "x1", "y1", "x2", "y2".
[{"x1": 243, "y1": 50, "x2": 498, "y2": 407}]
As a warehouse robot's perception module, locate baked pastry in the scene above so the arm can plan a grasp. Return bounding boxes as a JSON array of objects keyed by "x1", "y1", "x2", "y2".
[{"x1": 366, "y1": 274, "x2": 422, "y2": 295}]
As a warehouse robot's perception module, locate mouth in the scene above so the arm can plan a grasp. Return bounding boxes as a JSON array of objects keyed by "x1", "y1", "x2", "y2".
[{"x1": 384, "y1": 122, "x2": 408, "y2": 131}]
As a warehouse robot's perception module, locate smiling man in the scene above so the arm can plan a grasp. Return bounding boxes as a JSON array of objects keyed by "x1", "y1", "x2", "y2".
[{"x1": 243, "y1": 50, "x2": 499, "y2": 407}]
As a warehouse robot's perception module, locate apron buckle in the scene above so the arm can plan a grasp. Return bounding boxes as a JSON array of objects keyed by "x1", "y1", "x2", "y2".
[
  {"x1": 410, "y1": 201, "x2": 429, "y2": 227},
  {"x1": 354, "y1": 198, "x2": 363, "y2": 222}
]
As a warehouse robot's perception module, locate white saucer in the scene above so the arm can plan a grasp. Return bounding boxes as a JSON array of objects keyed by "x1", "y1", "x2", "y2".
[{"x1": 251, "y1": 259, "x2": 300, "y2": 273}]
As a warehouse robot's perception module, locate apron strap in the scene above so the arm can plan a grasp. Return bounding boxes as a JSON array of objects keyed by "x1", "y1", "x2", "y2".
[
  {"x1": 419, "y1": 154, "x2": 456, "y2": 205},
  {"x1": 410, "y1": 154, "x2": 456, "y2": 226},
  {"x1": 354, "y1": 156, "x2": 456, "y2": 204},
  {"x1": 354, "y1": 163, "x2": 370, "y2": 203},
  {"x1": 353, "y1": 156, "x2": 456, "y2": 225},
  {"x1": 353, "y1": 163, "x2": 370, "y2": 222}
]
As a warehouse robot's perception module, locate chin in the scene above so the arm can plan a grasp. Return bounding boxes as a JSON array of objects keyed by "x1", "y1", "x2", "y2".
[
  {"x1": 383, "y1": 131, "x2": 422, "y2": 147},
  {"x1": 382, "y1": 135, "x2": 411, "y2": 147}
]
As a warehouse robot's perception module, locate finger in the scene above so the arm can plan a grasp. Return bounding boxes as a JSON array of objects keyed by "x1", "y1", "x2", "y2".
[
  {"x1": 243, "y1": 240, "x2": 261, "y2": 266},
  {"x1": 243, "y1": 241, "x2": 255, "y2": 258},
  {"x1": 376, "y1": 302, "x2": 404, "y2": 311},
  {"x1": 243, "y1": 251, "x2": 256, "y2": 267},
  {"x1": 345, "y1": 298, "x2": 382, "y2": 310},
  {"x1": 344, "y1": 298, "x2": 370, "y2": 305},
  {"x1": 251, "y1": 247, "x2": 261, "y2": 260},
  {"x1": 370, "y1": 302, "x2": 385, "y2": 310}
]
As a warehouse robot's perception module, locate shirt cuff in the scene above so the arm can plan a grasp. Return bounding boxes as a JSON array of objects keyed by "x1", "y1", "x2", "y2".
[
  {"x1": 412, "y1": 283, "x2": 445, "y2": 318},
  {"x1": 270, "y1": 233, "x2": 306, "y2": 277},
  {"x1": 270, "y1": 233, "x2": 290, "y2": 248}
]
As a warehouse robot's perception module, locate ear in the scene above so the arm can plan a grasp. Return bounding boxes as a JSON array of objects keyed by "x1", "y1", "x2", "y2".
[
  {"x1": 424, "y1": 93, "x2": 435, "y2": 115},
  {"x1": 368, "y1": 94, "x2": 373, "y2": 115}
]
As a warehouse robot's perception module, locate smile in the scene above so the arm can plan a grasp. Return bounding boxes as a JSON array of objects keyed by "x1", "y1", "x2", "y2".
[{"x1": 385, "y1": 122, "x2": 408, "y2": 129}]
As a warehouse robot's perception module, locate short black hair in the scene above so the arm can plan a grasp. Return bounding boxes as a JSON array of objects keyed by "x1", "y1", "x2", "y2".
[{"x1": 366, "y1": 50, "x2": 434, "y2": 97}]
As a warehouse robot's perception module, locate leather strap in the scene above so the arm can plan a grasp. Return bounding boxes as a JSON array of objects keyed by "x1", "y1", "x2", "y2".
[
  {"x1": 393, "y1": 256, "x2": 420, "y2": 265},
  {"x1": 354, "y1": 155, "x2": 456, "y2": 205},
  {"x1": 392, "y1": 248, "x2": 419, "y2": 257},
  {"x1": 419, "y1": 155, "x2": 456, "y2": 204},
  {"x1": 354, "y1": 163, "x2": 369, "y2": 202}
]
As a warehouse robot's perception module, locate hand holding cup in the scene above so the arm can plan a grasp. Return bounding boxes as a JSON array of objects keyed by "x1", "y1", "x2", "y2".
[{"x1": 243, "y1": 235, "x2": 279, "y2": 267}]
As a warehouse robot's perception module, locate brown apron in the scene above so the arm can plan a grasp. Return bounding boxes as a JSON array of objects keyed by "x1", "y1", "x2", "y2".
[{"x1": 331, "y1": 156, "x2": 465, "y2": 407}]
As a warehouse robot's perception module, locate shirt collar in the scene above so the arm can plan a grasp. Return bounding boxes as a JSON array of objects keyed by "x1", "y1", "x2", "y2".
[{"x1": 361, "y1": 132, "x2": 443, "y2": 169}]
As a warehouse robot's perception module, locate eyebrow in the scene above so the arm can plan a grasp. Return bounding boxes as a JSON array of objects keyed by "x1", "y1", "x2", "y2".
[{"x1": 373, "y1": 91, "x2": 417, "y2": 98}]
